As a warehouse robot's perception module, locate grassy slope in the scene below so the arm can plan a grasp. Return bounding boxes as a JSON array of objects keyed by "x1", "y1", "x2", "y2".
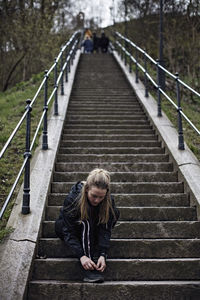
[
  {"x1": 0, "y1": 72, "x2": 55, "y2": 240},
  {"x1": 106, "y1": 23, "x2": 200, "y2": 160}
]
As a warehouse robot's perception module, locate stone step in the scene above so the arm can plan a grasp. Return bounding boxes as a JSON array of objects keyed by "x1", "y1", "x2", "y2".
[
  {"x1": 73, "y1": 84, "x2": 131, "y2": 88},
  {"x1": 51, "y1": 182, "x2": 184, "y2": 194},
  {"x1": 71, "y1": 86, "x2": 133, "y2": 90},
  {"x1": 60, "y1": 141, "x2": 162, "y2": 148},
  {"x1": 48, "y1": 193, "x2": 188, "y2": 207},
  {"x1": 32, "y1": 258, "x2": 200, "y2": 281},
  {"x1": 67, "y1": 105, "x2": 143, "y2": 110},
  {"x1": 28, "y1": 280, "x2": 200, "y2": 300},
  {"x1": 74, "y1": 81, "x2": 130, "y2": 86},
  {"x1": 74, "y1": 73, "x2": 129, "y2": 78},
  {"x1": 66, "y1": 115, "x2": 147, "y2": 120},
  {"x1": 118, "y1": 207, "x2": 196, "y2": 221},
  {"x1": 42, "y1": 221, "x2": 200, "y2": 239},
  {"x1": 46, "y1": 206, "x2": 195, "y2": 221},
  {"x1": 55, "y1": 162, "x2": 173, "y2": 172},
  {"x1": 38, "y1": 238, "x2": 200, "y2": 259},
  {"x1": 53, "y1": 171, "x2": 178, "y2": 183},
  {"x1": 61, "y1": 134, "x2": 157, "y2": 141},
  {"x1": 58, "y1": 147, "x2": 164, "y2": 155},
  {"x1": 56, "y1": 153, "x2": 168, "y2": 163},
  {"x1": 70, "y1": 92, "x2": 137, "y2": 97},
  {"x1": 74, "y1": 77, "x2": 130, "y2": 81},
  {"x1": 69, "y1": 97, "x2": 138, "y2": 101},
  {"x1": 74, "y1": 75, "x2": 128, "y2": 80},
  {"x1": 75, "y1": 73, "x2": 127, "y2": 77},
  {"x1": 71, "y1": 91, "x2": 135, "y2": 96},
  {"x1": 65, "y1": 119, "x2": 149, "y2": 125},
  {"x1": 63, "y1": 129, "x2": 154, "y2": 134},
  {"x1": 68, "y1": 102, "x2": 141, "y2": 107},
  {"x1": 74, "y1": 84, "x2": 131, "y2": 89},
  {"x1": 66, "y1": 111, "x2": 145, "y2": 116},
  {"x1": 74, "y1": 74, "x2": 127, "y2": 79},
  {"x1": 64, "y1": 124, "x2": 152, "y2": 130},
  {"x1": 73, "y1": 86, "x2": 132, "y2": 90}
]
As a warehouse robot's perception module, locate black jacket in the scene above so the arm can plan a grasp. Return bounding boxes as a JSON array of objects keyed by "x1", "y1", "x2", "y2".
[{"x1": 56, "y1": 181, "x2": 119, "y2": 259}]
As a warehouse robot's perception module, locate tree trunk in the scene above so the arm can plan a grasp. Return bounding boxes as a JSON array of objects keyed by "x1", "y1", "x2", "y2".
[{"x1": 3, "y1": 53, "x2": 26, "y2": 92}]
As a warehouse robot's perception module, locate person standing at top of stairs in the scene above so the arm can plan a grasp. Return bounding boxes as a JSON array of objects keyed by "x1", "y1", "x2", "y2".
[{"x1": 55, "y1": 168, "x2": 120, "y2": 283}]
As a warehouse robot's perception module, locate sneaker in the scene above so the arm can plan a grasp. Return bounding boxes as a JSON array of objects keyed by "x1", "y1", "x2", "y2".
[{"x1": 83, "y1": 270, "x2": 104, "y2": 283}]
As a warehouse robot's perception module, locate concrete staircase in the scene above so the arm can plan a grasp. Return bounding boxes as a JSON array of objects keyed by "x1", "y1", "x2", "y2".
[{"x1": 27, "y1": 54, "x2": 200, "y2": 299}]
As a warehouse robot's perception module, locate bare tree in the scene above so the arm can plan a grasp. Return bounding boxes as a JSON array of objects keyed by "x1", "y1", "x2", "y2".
[{"x1": 0, "y1": 0, "x2": 71, "y2": 91}]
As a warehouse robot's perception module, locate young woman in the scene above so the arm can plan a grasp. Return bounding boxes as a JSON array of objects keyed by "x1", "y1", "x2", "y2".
[{"x1": 55, "y1": 168, "x2": 119, "y2": 283}]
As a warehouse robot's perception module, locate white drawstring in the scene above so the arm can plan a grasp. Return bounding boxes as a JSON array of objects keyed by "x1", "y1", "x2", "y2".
[
  {"x1": 87, "y1": 220, "x2": 91, "y2": 259},
  {"x1": 81, "y1": 221, "x2": 86, "y2": 256}
]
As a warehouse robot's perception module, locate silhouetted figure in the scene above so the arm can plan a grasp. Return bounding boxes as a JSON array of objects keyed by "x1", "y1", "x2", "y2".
[
  {"x1": 92, "y1": 32, "x2": 100, "y2": 53},
  {"x1": 99, "y1": 32, "x2": 109, "y2": 53},
  {"x1": 84, "y1": 28, "x2": 92, "y2": 39},
  {"x1": 82, "y1": 36, "x2": 93, "y2": 54}
]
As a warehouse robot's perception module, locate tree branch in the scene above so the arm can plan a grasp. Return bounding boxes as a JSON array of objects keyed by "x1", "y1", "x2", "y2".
[{"x1": 3, "y1": 53, "x2": 26, "y2": 92}]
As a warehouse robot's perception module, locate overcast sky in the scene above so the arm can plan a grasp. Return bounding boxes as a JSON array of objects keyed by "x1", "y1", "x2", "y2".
[{"x1": 71, "y1": 0, "x2": 121, "y2": 28}]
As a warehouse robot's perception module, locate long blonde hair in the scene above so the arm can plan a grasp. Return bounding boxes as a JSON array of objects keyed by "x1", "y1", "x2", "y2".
[{"x1": 79, "y1": 168, "x2": 115, "y2": 224}]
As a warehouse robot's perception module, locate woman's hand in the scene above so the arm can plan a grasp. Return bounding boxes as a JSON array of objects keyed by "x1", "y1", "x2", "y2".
[
  {"x1": 96, "y1": 256, "x2": 106, "y2": 272},
  {"x1": 80, "y1": 255, "x2": 97, "y2": 270}
]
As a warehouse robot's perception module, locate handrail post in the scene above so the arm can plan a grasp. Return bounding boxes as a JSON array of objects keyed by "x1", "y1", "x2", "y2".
[
  {"x1": 135, "y1": 47, "x2": 139, "y2": 83},
  {"x1": 116, "y1": 33, "x2": 120, "y2": 56},
  {"x1": 124, "y1": 39, "x2": 127, "y2": 66},
  {"x1": 68, "y1": 52, "x2": 71, "y2": 73},
  {"x1": 22, "y1": 99, "x2": 32, "y2": 215},
  {"x1": 42, "y1": 70, "x2": 48, "y2": 150},
  {"x1": 144, "y1": 51, "x2": 148, "y2": 97},
  {"x1": 54, "y1": 58, "x2": 58, "y2": 115},
  {"x1": 65, "y1": 63, "x2": 68, "y2": 83},
  {"x1": 120, "y1": 39, "x2": 123, "y2": 60},
  {"x1": 176, "y1": 73, "x2": 185, "y2": 150},
  {"x1": 129, "y1": 48, "x2": 132, "y2": 73},
  {"x1": 71, "y1": 49, "x2": 74, "y2": 66},
  {"x1": 157, "y1": 59, "x2": 162, "y2": 117},
  {"x1": 114, "y1": 31, "x2": 117, "y2": 51},
  {"x1": 65, "y1": 47, "x2": 69, "y2": 82},
  {"x1": 61, "y1": 49, "x2": 64, "y2": 95},
  {"x1": 71, "y1": 43, "x2": 76, "y2": 65}
]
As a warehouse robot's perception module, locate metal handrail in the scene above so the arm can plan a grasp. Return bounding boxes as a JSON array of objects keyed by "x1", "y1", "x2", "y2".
[
  {"x1": 116, "y1": 31, "x2": 200, "y2": 98},
  {"x1": 0, "y1": 31, "x2": 81, "y2": 220},
  {"x1": 114, "y1": 31, "x2": 200, "y2": 148}
]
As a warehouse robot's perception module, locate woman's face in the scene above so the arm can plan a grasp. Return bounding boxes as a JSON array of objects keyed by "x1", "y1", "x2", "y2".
[{"x1": 87, "y1": 186, "x2": 107, "y2": 206}]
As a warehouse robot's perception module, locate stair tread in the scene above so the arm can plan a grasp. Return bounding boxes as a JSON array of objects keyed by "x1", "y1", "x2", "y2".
[
  {"x1": 29, "y1": 279, "x2": 200, "y2": 284},
  {"x1": 27, "y1": 53, "x2": 200, "y2": 297},
  {"x1": 40, "y1": 237, "x2": 200, "y2": 241},
  {"x1": 34, "y1": 258, "x2": 200, "y2": 262}
]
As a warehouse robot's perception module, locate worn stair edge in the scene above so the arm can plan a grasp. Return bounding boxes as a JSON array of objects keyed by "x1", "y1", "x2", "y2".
[
  {"x1": 53, "y1": 171, "x2": 178, "y2": 182},
  {"x1": 58, "y1": 147, "x2": 165, "y2": 155},
  {"x1": 32, "y1": 258, "x2": 200, "y2": 281},
  {"x1": 46, "y1": 206, "x2": 196, "y2": 221},
  {"x1": 38, "y1": 238, "x2": 200, "y2": 258},
  {"x1": 56, "y1": 153, "x2": 168, "y2": 163},
  {"x1": 42, "y1": 220, "x2": 200, "y2": 239},
  {"x1": 48, "y1": 193, "x2": 188, "y2": 206},
  {"x1": 28, "y1": 280, "x2": 200, "y2": 300},
  {"x1": 51, "y1": 182, "x2": 184, "y2": 194},
  {"x1": 55, "y1": 162, "x2": 173, "y2": 172}
]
